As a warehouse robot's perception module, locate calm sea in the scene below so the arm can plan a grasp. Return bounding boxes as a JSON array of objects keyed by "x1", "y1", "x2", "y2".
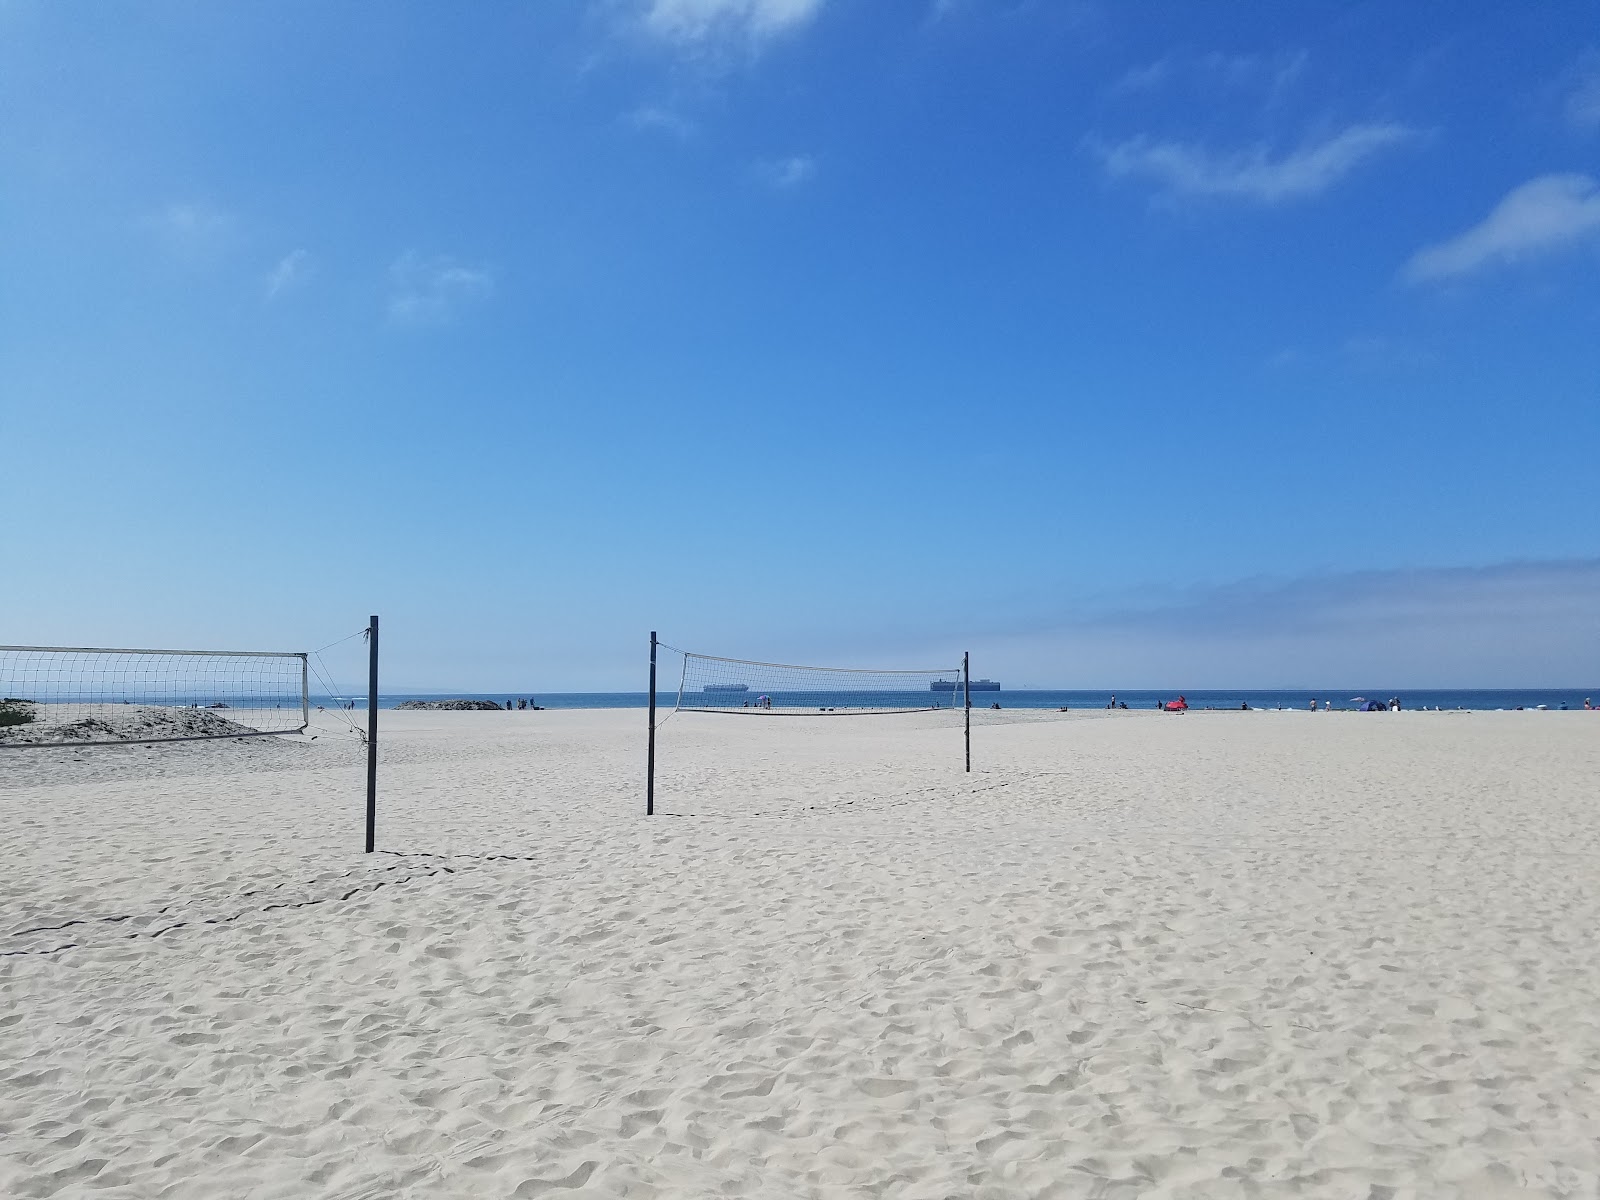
[{"x1": 313, "y1": 689, "x2": 1597, "y2": 713}]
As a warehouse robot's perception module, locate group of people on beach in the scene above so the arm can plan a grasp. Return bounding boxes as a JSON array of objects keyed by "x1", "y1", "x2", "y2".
[{"x1": 510, "y1": 698, "x2": 541, "y2": 710}]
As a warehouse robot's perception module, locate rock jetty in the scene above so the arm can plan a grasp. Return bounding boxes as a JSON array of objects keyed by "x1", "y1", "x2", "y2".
[{"x1": 394, "y1": 699, "x2": 504, "y2": 711}]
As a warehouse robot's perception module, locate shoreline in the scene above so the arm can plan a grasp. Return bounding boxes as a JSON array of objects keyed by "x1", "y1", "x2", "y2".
[{"x1": 312, "y1": 688, "x2": 1599, "y2": 714}]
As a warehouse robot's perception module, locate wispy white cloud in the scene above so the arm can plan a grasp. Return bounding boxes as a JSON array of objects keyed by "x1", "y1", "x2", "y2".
[
  {"x1": 627, "y1": 104, "x2": 697, "y2": 138},
  {"x1": 1565, "y1": 48, "x2": 1600, "y2": 132},
  {"x1": 1093, "y1": 123, "x2": 1414, "y2": 204},
  {"x1": 147, "y1": 200, "x2": 234, "y2": 260},
  {"x1": 1341, "y1": 334, "x2": 1434, "y2": 371},
  {"x1": 1261, "y1": 336, "x2": 1433, "y2": 374},
  {"x1": 1111, "y1": 49, "x2": 1306, "y2": 99},
  {"x1": 637, "y1": 0, "x2": 824, "y2": 51},
  {"x1": 387, "y1": 252, "x2": 494, "y2": 325},
  {"x1": 264, "y1": 249, "x2": 315, "y2": 300},
  {"x1": 1199, "y1": 48, "x2": 1307, "y2": 95},
  {"x1": 1404, "y1": 174, "x2": 1600, "y2": 284},
  {"x1": 755, "y1": 153, "x2": 816, "y2": 188},
  {"x1": 972, "y1": 559, "x2": 1600, "y2": 688},
  {"x1": 1110, "y1": 57, "x2": 1172, "y2": 95}
]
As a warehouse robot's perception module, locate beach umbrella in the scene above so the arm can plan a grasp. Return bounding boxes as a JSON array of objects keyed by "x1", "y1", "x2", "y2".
[{"x1": 1349, "y1": 697, "x2": 1367, "y2": 704}]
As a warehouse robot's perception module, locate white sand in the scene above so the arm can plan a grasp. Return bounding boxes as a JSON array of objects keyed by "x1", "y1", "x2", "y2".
[{"x1": 2, "y1": 708, "x2": 1598, "y2": 1198}]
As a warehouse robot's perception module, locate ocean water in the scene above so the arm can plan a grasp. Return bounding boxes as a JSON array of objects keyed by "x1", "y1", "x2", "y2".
[{"x1": 311, "y1": 689, "x2": 1599, "y2": 713}]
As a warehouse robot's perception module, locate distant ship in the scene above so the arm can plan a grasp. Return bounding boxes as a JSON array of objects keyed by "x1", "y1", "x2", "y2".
[
  {"x1": 931, "y1": 679, "x2": 1000, "y2": 691},
  {"x1": 703, "y1": 683, "x2": 750, "y2": 693}
]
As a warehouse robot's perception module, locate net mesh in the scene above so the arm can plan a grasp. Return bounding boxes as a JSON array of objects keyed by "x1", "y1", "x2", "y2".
[
  {"x1": 0, "y1": 646, "x2": 308, "y2": 747},
  {"x1": 674, "y1": 651, "x2": 966, "y2": 715}
]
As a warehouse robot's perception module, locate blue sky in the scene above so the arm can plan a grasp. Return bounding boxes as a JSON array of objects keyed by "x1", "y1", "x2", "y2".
[{"x1": 3, "y1": 0, "x2": 1597, "y2": 689}]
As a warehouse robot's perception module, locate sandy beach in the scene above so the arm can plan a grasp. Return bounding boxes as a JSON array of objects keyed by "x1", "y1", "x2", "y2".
[{"x1": 2, "y1": 707, "x2": 1597, "y2": 1198}]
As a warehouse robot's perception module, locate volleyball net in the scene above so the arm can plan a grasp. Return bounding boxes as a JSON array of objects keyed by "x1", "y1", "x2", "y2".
[
  {"x1": 0, "y1": 645, "x2": 309, "y2": 747},
  {"x1": 647, "y1": 635, "x2": 972, "y2": 813},
  {"x1": 673, "y1": 649, "x2": 968, "y2": 715}
]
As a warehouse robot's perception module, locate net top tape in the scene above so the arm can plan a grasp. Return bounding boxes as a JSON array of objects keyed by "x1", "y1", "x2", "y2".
[
  {"x1": 679, "y1": 650, "x2": 960, "y2": 676},
  {"x1": 0, "y1": 645, "x2": 307, "y2": 659}
]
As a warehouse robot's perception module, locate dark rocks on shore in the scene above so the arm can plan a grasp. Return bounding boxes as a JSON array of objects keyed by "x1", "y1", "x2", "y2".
[
  {"x1": 0, "y1": 697, "x2": 37, "y2": 728},
  {"x1": 394, "y1": 699, "x2": 505, "y2": 711}
]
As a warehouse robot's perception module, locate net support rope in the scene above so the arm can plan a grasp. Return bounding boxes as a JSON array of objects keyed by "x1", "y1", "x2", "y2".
[{"x1": 308, "y1": 653, "x2": 366, "y2": 740}]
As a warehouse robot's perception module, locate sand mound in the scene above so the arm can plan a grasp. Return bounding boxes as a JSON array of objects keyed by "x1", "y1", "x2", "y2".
[{"x1": 0, "y1": 704, "x2": 260, "y2": 745}]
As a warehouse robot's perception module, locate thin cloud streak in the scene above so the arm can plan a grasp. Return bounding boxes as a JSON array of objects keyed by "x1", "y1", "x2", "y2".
[
  {"x1": 1566, "y1": 48, "x2": 1600, "y2": 131},
  {"x1": 974, "y1": 559, "x2": 1600, "y2": 688},
  {"x1": 1110, "y1": 57, "x2": 1171, "y2": 95},
  {"x1": 1098, "y1": 560, "x2": 1600, "y2": 639},
  {"x1": 387, "y1": 252, "x2": 494, "y2": 325},
  {"x1": 1110, "y1": 50, "x2": 1306, "y2": 99},
  {"x1": 147, "y1": 200, "x2": 234, "y2": 261},
  {"x1": 627, "y1": 104, "x2": 696, "y2": 138},
  {"x1": 1200, "y1": 48, "x2": 1307, "y2": 95},
  {"x1": 637, "y1": 0, "x2": 824, "y2": 49},
  {"x1": 1404, "y1": 173, "x2": 1600, "y2": 283},
  {"x1": 264, "y1": 249, "x2": 314, "y2": 299},
  {"x1": 1093, "y1": 123, "x2": 1415, "y2": 203},
  {"x1": 755, "y1": 153, "x2": 816, "y2": 188}
]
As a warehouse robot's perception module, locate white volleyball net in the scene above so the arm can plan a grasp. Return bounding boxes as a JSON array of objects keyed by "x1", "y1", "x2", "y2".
[
  {"x1": 647, "y1": 640, "x2": 973, "y2": 816},
  {"x1": 0, "y1": 645, "x2": 309, "y2": 747},
  {"x1": 673, "y1": 650, "x2": 967, "y2": 715}
]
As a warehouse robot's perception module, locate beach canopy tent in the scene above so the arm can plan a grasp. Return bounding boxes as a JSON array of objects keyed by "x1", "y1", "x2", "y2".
[{"x1": 1362, "y1": 700, "x2": 1388, "y2": 711}]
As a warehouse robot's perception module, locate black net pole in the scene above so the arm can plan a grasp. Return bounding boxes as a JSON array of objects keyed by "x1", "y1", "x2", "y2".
[
  {"x1": 646, "y1": 631, "x2": 658, "y2": 816},
  {"x1": 365, "y1": 615, "x2": 379, "y2": 853},
  {"x1": 964, "y1": 651, "x2": 971, "y2": 772}
]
